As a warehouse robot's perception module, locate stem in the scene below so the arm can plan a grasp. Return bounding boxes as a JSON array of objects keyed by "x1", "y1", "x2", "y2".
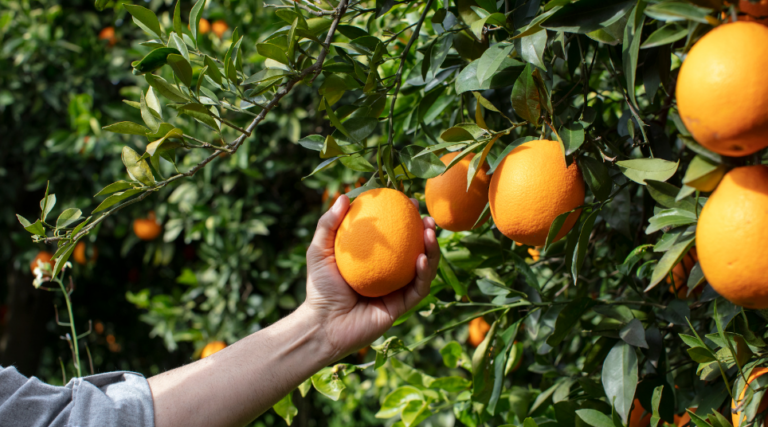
[{"x1": 56, "y1": 278, "x2": 81, "y2": 377}]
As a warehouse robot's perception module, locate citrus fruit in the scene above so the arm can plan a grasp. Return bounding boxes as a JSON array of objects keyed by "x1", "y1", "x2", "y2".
[
  {"x1": 733, "y1": 367, "x2": 768, "y2": 426},
  {"x1": 489, "y1": 140, "x2": 584, "y2": 246},
  {"x1": 425, "y1": 152, "x2": 490, "y2": 232},
  {"x1": 696, "y1": 166, "x2": 768, "y2": 309},
  {"x1": 739, "y1": 0, "x2": 768, "y2": 25},
  {"x1": 198, "y1": 18, "x2": 211, "y2": 34},
  {"x1": 666, "y1": 248, "x2": 700, "y2": 298},
  {"x1": 334, "y1": 188, "x2": 424, "y2": 297},
  {"x1": 30, "y1": 251, "x2": 53, "y2": 275},
  {"x1": 201, "y1": 341, "x2": 227, "y2": 358},
  {"x1": 527, "y1": 247, "x2": 541, "y2": 262},
  {"x1": 676, "y1": 22, "x2": 768, "y2": 156},
  {"x1": 506, "y1": 341, "x2": 524, "y2": 373},
  {"x1": 212, "y1": 20, "x2": 228, "y2": 38},
  {"x1": 134, "y1": 211, "x2": 162, "y2": 241},
  {"x1": 629, "y1": 398, "x2": 651, "y2": 427},
  {"x1": 98, "y1": 26, "x2": 116, "y2": 46},
  {"x1": 73, "y1": 241, "x2": 98, "y2": 265},
  {"x1": 468, "y1": 317, "x2": 491, "y2": 347}
]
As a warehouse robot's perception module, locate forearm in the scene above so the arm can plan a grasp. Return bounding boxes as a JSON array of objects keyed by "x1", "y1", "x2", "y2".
[{"x1": 147, "y1": 304, "x2": 335, "y2": 427}]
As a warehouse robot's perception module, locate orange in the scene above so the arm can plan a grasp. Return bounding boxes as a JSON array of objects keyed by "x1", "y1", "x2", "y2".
[
  {"x1": 334, "y1": 188, "x2": 424, "y2": 297},
  {"x1": 30, "y1": 251, "x2": 53, "y2": 275},
  {"x1": 98, "y1": 26, "x2": 116, "y2": 46},
  {"x1": 198, "y1": 18, "x2": 211, "y2": 34},
  {"x1": 676, "y1": 22, "x2": 768, "y2": 156},
  {"x1": 73, "y1": 241, "x2": 98, "y2": 265},
  {"x1": 666, "y1": 248, "x2": 700, "y2": 298},
  {"x1": 629, "y1": 398, "x2": 651, "y2": 427},
  {"x1": 489, "y1": 140, "x2": 584, "y2": 246},
  {"x1": 425, "y1": 152, "x2": 490, "y2": 232},
  {"x1": 212, "y1": 20, "x2": 228, "y2": 38},
  {"x1": 527, "y1": 247, "x2": 541, "y2": 262},
  {"x1": 133, "y1": 211, "x2": 162, "y2": 241},
  {"x1": 697, "y1": 166, "x2": 768, "y2": 309},
  {"x1": 733, "y1": 367, "x2": 768, "y2": 426},
  {"x1": 739, "y1": 0, "x2": 768, "y2": 25},
  {"x1": 201, "y1": 340, "x2": 227, "y2": 358},
  {"x1": 468, "y1": 317, "x2": 491, "y2": 347}
]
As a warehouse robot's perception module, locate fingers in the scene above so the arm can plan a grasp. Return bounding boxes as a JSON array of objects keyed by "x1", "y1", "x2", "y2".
[
  {"x1": 410, "y1": 198, "x2": 419, "y2": 210},
  {"x1": 401, "y1": 224, "x2": 440, "y2": 312},
  {"x1": 308, "y1": 196, "x2": 350, "y2": 262}
]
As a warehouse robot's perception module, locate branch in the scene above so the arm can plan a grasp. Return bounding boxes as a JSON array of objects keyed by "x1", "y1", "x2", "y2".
[{"x1": 39, "y1": 0, "x2": 350, "y2": 245}]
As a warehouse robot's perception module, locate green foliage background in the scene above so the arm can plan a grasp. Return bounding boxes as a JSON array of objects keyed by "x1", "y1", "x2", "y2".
[{"x1": 3, "y1": 0, "x2": 768, "y2": 426}]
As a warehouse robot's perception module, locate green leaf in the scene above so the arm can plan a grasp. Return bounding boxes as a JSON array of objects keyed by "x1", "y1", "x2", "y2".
[
  {"x1": 544, "y1": 211, "x2": 572, "y2": 251},
  {"x1": 641, "y1": 23, "x2": 687, "y2": 49},
  {"x1": 125, "y1": 4, "x2": 163, "y2": 40},
  {"x1": 171, "y1": 104, "x2": 221, "y2": 130},
  {"x1": 579, "y1": 157, "x2": 612, "y2": 202},
  {"x1": 644, "y1": 1, "x2": 714, "y2": 24},
  {"x1": 682, "y1": 155, "x2": 726, "y2": 191},
  {"x1": 40, "y1": 193, "x2": 56, "y2": 221},
  {"x1": 430, "y1": 376, "x2": 471, "y2": 393},
  {"x1": 467, "y1": 135, "x2": 498, "y2": 191},
  {"x1": 477, "y1": 43, "x2": 514, "y2": 84},
  {"x1": 514, "y1": 30, "x2": 547, "y2": 70},
  {"x1": 52, "y1": 240, "x2": 77, "y2": 278},
  {"x1": 375, "y1": 386, "x2": 423, "y2": 419},
  {"x1": 121, "y1": 146, "x2": 155, "y2": 187},
  {"x1": 145, "y1": 73, "x2": 189, "y2": 102},
  {"x1": 441, "y1": 123, "x2": 489, "y2": 142},
  {"x1": 92, "y1": 189, "x2": 143, "y2": 214},
  {"x1": 172, "y1": 0, "x2": 183, "y2": 36},
  {"x1": 204, "y1": 55, "x2": 223, "y2": 86},
  {"x1": 542, "y1": 0, "x2": 635, "y2": 34},
  {"x1": 561, "y1": 122, "x2": 585, "y2": 155},
  {"x1": 511, "y1": 64, "x2": 540, "y2": 125},
  {"x1": 616, "y1": 158, "x2": 678, "y2": 185},
  {"x1": 140, "y1": 90, "x2": 159, "y2": 132},
  {"x1": 400, "y1": 145, "x2": 447, "y2": 179},
  {"x1": 645, "y1": 208, "x2": 697, "y2": 234},
  {"x1": 298, "y1": 135, "x2": 324, "y2": 151},
  {"x1": 273, "y1": 392, "x2": 298, "y2": 425},
  {"x1": 146, "y1": 127, "x2": 183, "y2": 156},
  {"x1": 169, "y1": 32, "x2": 190, "y2": 62},
  {"x1": 650, "y1": 385, "x2": 664, "y2": 427},
  {"x1": 572, "y1": 209, "x2": 599, "y2": 284},
  {"x1": 321, "y1": 98, "x2": 356, "y2": 142},
  {"x1": 646, "y1": 226, "x2": 695, "y2": 290},
  {"x1": 56, "y1": 208, "x2": 82, "y2": 228},
  {"x1": 310, "y1": 367, "x2": 346, "y2": 401},
  {"x1": 622, "y1": 1, "x2": 646, "y2": 110},
  {"x1": 24, "y1": 219, "x2": 46, "y2": 237},
  {"x1": 189, "y1": 0, "x2": 207, "y2": 47},
  {"x1": 102, "y1": 121, "x2": 151, "y2": 135},
  {"x1": 440, "y1": 341, "x2": 464, "y2": 368},
  {"x1": 243, "y1": 69, "x2": 293, "y2": 86},
  {"x1": 257, "y1": 43, "x2": 290, "y2": 65},
  {"x1": 576, "y1": 409, "x2": 615, "y2": 427},
  {"x1": 439, "y1": 254, "x2": 466, "y2": 297},
  {"x1": 302, "y1": 157, "x2": 339, "y2": 180},
  {"x1": 601, "y1": 341, "x2": 638, "y2": 424},
  {"x1": 402, "y1": 400, "x2": 432, "y2": 427},
  {"x1": 166, "y1": 54, "x2": 193, "y2": 87},
  {"x1": 646, "y1": 180, "x2": 698, "y2": 212},
  {"x1": 619, "y1": 319, "x2": 648, "y2": 349},
  {"x1": 340, "y1": 154, "x2": 376, "y2": 172},
  {"x1": 547, "y1": 297, "x2": 597, "y2": 347}
]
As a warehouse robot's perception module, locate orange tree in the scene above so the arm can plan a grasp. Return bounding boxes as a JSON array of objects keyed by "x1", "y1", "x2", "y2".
[{"x1": 11, "y1": 0, "x2": 768, "y2": 426}]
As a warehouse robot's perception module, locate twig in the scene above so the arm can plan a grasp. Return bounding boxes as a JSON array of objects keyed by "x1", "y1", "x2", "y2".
[{"x1": 38, "y1": 0, "x2": 350, "y2": 244}]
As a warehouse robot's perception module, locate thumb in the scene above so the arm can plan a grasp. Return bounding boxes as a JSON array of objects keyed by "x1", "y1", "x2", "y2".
[{"x1": 308, "y1": 195, "x2": 350, "y2": 259}]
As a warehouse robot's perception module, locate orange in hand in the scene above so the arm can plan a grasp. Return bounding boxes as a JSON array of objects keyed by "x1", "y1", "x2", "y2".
[{"x1": 334, "y1": 188, "x2": 424, "y2": 297}]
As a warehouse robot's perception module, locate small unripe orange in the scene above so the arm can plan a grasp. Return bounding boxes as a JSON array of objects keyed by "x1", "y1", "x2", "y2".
[
  {"x1": 198, "y1": 18, "x2": 211, "y2": 34},
  {"x1": 73, "y1": 241, "x2": 98, "y2": 265},
  {"x1": 211, "y1": 20, "x2": 228, "y2": 38}
]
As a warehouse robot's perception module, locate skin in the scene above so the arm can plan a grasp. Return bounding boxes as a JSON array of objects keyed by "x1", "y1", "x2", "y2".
[{"x1": 147, "y1": 195, "x2": 440, "y2": 427}]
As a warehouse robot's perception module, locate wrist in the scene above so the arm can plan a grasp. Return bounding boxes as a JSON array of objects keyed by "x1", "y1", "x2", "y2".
[{"x1": 292, "y1": 303, "x2": 340, "y2": 365}]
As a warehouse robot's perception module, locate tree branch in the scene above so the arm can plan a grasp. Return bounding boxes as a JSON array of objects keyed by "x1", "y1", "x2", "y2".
[{"x1": 38, "y1": 0, "x2": 350, "y2": 245}]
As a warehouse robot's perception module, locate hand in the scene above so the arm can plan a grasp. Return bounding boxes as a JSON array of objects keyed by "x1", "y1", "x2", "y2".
[{"x1": 303, "y1": 195, "x2": 440, "y2": 361}]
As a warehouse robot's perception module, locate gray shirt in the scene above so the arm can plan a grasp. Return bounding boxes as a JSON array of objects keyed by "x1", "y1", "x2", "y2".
[{"x1": 0, "y1": 366, "x2": 154, "y2": 427}]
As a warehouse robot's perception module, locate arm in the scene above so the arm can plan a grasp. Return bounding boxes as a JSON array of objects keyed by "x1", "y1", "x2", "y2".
[{"x1": 147, "y1": 195, "x2": 440, "y2": 427}]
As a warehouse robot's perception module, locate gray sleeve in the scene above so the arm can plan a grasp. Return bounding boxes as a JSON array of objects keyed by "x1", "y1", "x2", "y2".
[{"x1": 0, "y1": 365, "x2": 154, "y2": 427}]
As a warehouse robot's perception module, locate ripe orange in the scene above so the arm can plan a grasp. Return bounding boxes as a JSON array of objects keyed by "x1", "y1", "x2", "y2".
[
  {"x1": 30, "y1": 251, "x2": 53, "y2": 275},
  {"x1": 676, "y1": 22, "x2": 768, "y2": 156},
  {"x1": 629, "y1": 398, "x2": 651, "y2": 427},
  {"x1": 739, "y1": 0, "x2": 768, "y2": 25},
  {"x1": 468, "y1": 317, "x2": 491, "y2": 347},
  {"x1": 527, "y1": 247, "x2": 541, "y2": 262},
  {"x1": 733, "y1": 367, "x2": 768, "y2": 426},
  {"x1": 201, "y1": 340, "x2": 227, "y2": 358},
  {"x1": 98, "y1": 26, "x2": 116, "y2": 46},
  {"x1": 489, "y1": 140, "x2": 584, "y2": 246},
  {"x1": 133, "y1": 211, "x2": 162, "y2": 241},
  {"x1": 198, "y1": 18, "x2": 211, "y2": 34},
  {"x1": 696, "y1": 166, "x2": 768, "y2": 309},
  {"x1": 73, "y1": 241, "x2": 98, "y2": 265},
  {"x1": 212, "y1": 20, "x2": 228, "y2": 38},
  {"x1": 666, "y1": 248, "x2": 699, "y2": 298},
  {"x1": 425, "y1": 152, "x2": 490, "y2": 232},
  {"x1": 334, "y1": 188, "x2": 424, "y2": 297}
]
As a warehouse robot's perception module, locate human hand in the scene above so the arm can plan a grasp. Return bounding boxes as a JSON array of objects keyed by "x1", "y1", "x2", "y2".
[{"x1": 302, "y1": 195, "x2": 440, "y2": 362}]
